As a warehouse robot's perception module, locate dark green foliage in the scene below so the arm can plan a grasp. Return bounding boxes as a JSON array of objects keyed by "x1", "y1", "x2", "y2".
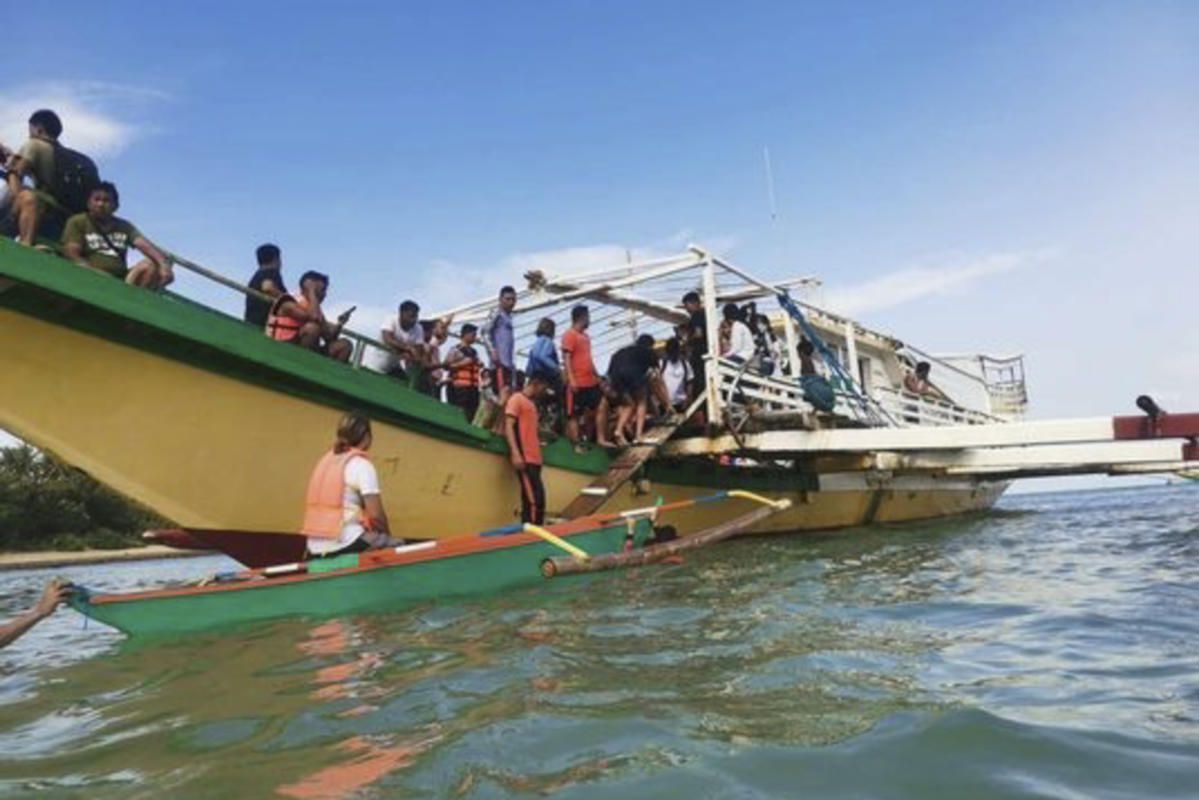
[{"x1": 0, "y1": 445, "x2": 170, "y2": 551}]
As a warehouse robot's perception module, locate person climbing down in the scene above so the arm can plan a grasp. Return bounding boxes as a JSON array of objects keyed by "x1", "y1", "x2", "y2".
[
  {"x1": 505, "y1": 370, "x2": 552, "y2": 524},
  {"x1": 303, "y1": 412, "x2": 404, "y2": 558},
  {"x1": 797, "y1": 339, "x2": 836, "y2": 412}
]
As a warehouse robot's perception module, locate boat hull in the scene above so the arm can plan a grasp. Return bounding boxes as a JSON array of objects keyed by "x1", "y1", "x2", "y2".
[{"x1": 72, "y1": 518, "x2": 652, "y2": 637}]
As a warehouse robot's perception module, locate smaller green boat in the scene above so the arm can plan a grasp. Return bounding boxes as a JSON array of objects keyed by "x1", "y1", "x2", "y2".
[
  {"x1": 69, "y1": 516, "x2": 648, "y2": 637},
  {"x1": 69, "y1": 492, "x2": 788, "y2": 638}
]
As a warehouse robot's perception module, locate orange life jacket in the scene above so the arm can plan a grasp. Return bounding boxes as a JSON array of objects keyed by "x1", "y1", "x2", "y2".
[
  {"x1": 449, "y1": 344, "x2": 481, "y2": 388},
  {"x1": 266, "y1": 293, "x2": 309, "y2": 341},
  {"x1": 302, "y1": 448, "x2": 370, "y2": 538}
]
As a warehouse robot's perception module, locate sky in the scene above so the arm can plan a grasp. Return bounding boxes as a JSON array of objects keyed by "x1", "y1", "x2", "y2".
[{"x1": 3, "y1": 1, "x2": 1197, "y2": 490}]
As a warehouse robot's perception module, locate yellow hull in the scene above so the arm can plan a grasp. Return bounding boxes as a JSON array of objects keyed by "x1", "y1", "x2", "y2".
[{"x1": 1, "y1": 308, "x2": 1005, "y2": 537}]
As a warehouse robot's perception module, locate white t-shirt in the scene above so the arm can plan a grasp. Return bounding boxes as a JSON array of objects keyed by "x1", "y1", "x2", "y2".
[
  {"x1": 725, "y1": 321, "x2": 756, "y2": 361},
  {"x1": 661, "y1": 358, "x2": 692, "y2": 405},
  {"x1": 375, "y1": 315, "x2": 426, "y2": 373},
  {"x1": 307, "y1": 455, "x2": 380, "y2": 555}
]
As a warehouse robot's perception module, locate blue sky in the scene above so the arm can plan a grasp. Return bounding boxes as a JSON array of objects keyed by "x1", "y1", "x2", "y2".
[{"x1": 3, "y1": 1, "x2": 1197, "y2": 488}]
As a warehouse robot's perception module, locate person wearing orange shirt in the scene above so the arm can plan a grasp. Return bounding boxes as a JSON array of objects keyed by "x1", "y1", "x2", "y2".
[
  {"x1": 560, "y1": 304, "x2": 601, "y2": 448},
  {"x1": 505, "y1": 371, "x2": 552, "y2": 524}
]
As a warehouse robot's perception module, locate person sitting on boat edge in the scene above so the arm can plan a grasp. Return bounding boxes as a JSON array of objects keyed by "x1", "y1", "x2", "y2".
[
  {"x1": 0, "y1": 579, "x2": 73, "y2": 650},
  {"x1": 244, "y1": 243, "x2": 287, "y2": 328},
  {"x1": 61, "y1": 182, "x2": 173, "y2": 289},
  {"x1": 378, "y1": 299, "x2": 426, "y2": 381},
  {"x1": 7, "y1": 109, "x2": 99, "y2": 247},
  {"x1": 265, "y1": 270, "x2": 354, "y2": 361},
  {"x1": 798, "y1": 339, "x2": 836, "y2": 412},
  {"x1": 304, "y1": 412, "x2": 403, "y2": 557},
  {"x1": 445, "y1": 323, "x2": 483, "y2": 421},
  {"x1": 505, "y1": 369, "x2": 552, "y2": 525},
  {"x1": 904, "y1": 360, "x2": 943, "y2": 398}
]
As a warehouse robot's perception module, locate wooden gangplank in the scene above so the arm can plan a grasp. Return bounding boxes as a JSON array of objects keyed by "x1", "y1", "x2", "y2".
[{"x1": 559, "y1": 420, "x2": 686, "y2": 519}]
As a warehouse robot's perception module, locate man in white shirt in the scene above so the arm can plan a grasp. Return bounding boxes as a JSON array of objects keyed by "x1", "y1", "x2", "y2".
[
  {"x1": 721, "y1": 303, "x2": 756, "y2": 363},
  {"x1": 378, "y1": 299, "x2": 427, "y2": 379}
]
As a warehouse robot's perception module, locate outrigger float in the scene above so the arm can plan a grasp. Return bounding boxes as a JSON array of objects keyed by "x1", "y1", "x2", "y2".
[
  {"x1": 69, "y1": 493, "x2": 790, "y2": 638},
  {"x1": 2, "y1": 238, "x2": 1197, "y2": 546}
]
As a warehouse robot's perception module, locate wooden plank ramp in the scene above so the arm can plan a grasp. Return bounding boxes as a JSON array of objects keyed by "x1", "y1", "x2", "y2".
[
  {"x1": 559, "y1": 419, "x2": 686, "y2": 519},
  {"x1": 541, "y1": 498, "x2": 792, "y2": 577}
]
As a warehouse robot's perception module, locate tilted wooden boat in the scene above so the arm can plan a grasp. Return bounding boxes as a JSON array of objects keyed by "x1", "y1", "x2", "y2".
[
  {"x1": 69, "y1": 493, "x2": 787, "y2": 638},
  {"x1": 0, "y1": 240, "x2": 1022, "y2": 538}
]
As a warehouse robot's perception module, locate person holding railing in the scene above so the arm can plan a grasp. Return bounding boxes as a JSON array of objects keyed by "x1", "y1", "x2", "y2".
[
  {"x1": 61, "y1": 182, "x2": 174, "y2": 289},
  {"x1": 244, "y1": 243, "x2": 287, "y2": 327}
]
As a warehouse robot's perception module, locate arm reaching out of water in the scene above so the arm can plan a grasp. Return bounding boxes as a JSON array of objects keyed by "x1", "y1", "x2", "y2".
[{"x1": 0, "y1": 580, "x2": 72, "y2": 649}]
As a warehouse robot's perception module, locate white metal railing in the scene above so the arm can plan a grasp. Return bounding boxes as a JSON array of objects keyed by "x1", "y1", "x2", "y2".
[{"x1": 874, "y1": 385, "x2": 1001, "y2": 427}]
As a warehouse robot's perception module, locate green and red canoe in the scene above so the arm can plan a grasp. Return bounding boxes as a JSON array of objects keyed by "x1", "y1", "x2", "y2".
[{"x1": 70, "y1": 514, "x2": 653, "y2": 638}]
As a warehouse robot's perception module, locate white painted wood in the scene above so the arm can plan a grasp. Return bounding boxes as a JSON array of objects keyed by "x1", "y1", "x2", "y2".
[{"x1": 661, "y1": 416, "x2": 1120, "y2": 456}]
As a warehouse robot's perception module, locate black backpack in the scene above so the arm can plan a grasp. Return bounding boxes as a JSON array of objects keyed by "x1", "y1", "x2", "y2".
[{"x1": 50, "y1": 143, "x2": 100, "y2": 215}]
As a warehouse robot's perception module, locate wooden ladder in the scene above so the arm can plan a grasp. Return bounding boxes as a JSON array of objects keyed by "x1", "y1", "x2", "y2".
[{"x1": 559, "y1": 419, "x2": 686, "y2": 519}]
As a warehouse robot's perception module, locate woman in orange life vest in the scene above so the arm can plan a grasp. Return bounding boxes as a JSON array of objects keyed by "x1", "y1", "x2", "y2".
[{"x1": 303, "y1": 412, "x2": 403, "y2": 558}]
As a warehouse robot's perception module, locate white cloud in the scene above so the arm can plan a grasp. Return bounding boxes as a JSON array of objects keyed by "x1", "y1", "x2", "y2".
[
  {"x1": 822, "y1": 249, "x2": 1059, "y2": 316},
  {"x1": 0, "y1": 81, "x2": 167, "y2": 157}
]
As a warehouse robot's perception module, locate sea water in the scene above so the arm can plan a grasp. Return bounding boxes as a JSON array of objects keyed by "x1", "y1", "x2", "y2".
[{"x1": 0, "y1": 485, "x2": 1196, "y2": 799}]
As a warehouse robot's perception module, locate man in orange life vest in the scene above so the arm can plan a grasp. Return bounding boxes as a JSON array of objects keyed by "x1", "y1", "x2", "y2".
[
  {"x1": 266, "y1": 270, "x2": 354, "y2": 362},
  {"x1": 444, "y1": 322, "x2": 482, "y2": 421},
  {"x1": 505, "y1": 370, "x2": 552, "y2": 524},
  {"x1": 303, "y1": 412, "x2": 404, "y2": 557}
]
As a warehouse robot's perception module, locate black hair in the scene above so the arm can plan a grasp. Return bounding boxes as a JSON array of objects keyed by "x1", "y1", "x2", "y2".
[
  {"x1": 256, "y1": 243, "x2": 280, "y2": 266},
  {"x1": 400, "y1": 300, "x2": 420, "y2": 314},
  {"x1": 636, "y1": 334, "x2": 655, "y2": 349},
  {"x1": 916, "y1": 361, "x2": 931, "y2": 375},
  {"x1": 798, "y1": 339, "x2": 815, "y2": 356},
  {"x1": 527, "y1": 369, "x2": 553, "y2": 385},
  {"x1": 499, "y1": 285, "x2": 516, "y2": 296},
  {"x1": 536, "y1": 317, "x2": 555, "y2": 337},
  {"x1": 29, "y1": 109, "x2": 62, "y2": 139},
  {"x1": 91, "y1": 181, "x2": 119, "y2": 207},
  {"x1": 299, "y1": 270, "x2": 328, "y2": 287},
  {"x1": 571, "y1": 304, "x2": 589, "y2": 322},
  {"x1": 722, "y1": 302, "x2": 742, "y2": 321},
  {"x1": 682, "y1": 291, "x2": 701, "y2": 305},
  {"x1": 665, "y1": 337, "x2": 681, "y2": 361},
  {"x1": 461, "y1": 323, "x2": 478, "y2": 336}
]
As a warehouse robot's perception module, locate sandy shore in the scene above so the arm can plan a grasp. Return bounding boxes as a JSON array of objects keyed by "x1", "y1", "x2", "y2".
[{"x1": 0, "y1": 545, "x2": 215, "y2": 571}]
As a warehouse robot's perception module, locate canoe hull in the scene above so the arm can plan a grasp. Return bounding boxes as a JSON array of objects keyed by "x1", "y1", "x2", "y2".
[{"x1": 72, "y1": 518, "x2": 651, "y2": 637}]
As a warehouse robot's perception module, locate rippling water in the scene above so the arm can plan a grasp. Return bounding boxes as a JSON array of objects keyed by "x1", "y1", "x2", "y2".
[{"x1": 1, "y1": 485, "x2": 1197, "y2": 799}]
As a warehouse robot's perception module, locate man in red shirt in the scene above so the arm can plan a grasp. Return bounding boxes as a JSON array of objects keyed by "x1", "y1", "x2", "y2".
[
  {"x1": 505, "y1": 371, "x2": 552, "y2": 524},
  {"x1": 560, "y1": 305, "x2": 601, "y2": 448}
]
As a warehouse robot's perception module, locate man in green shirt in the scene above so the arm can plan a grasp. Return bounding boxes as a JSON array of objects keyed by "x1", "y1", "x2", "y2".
[
  {"x1": 6, "y1": 109, "x2": 61, "y2": 245},
  {"x1": 61, "y1": 182, "x2": 173, "y2": 289}
]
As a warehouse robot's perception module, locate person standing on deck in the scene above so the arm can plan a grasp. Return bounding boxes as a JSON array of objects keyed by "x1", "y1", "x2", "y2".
[
  {"x1": 482, "y1": 285, "x2": 518, "y2": 421},
  {"x1": 720, "y1": 303, "x2": 756, "y2": 363},
  {"x1": 682, "y1": 291, "x2": 708, "y2": 391},
  {"x1": 304, "y1": 412, "x2": 403, "y2": 557},
  {"x1": 244, "y1": 243, "x2": 287, "y2": 328},
  {"x1": 561, "y1": 304, "x2": 602, "y2": 448},
  {"x1": 61, "y1": 182, "x2": 173, "y2": 289},
  {"x1": 505, "y1": 371, "x2": 552, "y2": 524},
  {"x1": 445, "y1": 323, "x2": 483, "y2": 421}
]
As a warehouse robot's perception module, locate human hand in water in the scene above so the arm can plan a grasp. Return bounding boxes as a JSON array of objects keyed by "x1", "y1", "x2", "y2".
[{"x1": 34, "y1": 579, "x2": 73, "y2": 620}]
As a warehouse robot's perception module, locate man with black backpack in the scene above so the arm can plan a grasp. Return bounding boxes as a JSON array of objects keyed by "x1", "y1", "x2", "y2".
[{"x1": 6, "y1": 109, "x2": 99, "y2": 246}]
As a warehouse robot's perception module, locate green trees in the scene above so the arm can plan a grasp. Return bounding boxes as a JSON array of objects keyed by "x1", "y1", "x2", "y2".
[{"x1": 0, "y1": 445, "x2": 169, "y2": 551}]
